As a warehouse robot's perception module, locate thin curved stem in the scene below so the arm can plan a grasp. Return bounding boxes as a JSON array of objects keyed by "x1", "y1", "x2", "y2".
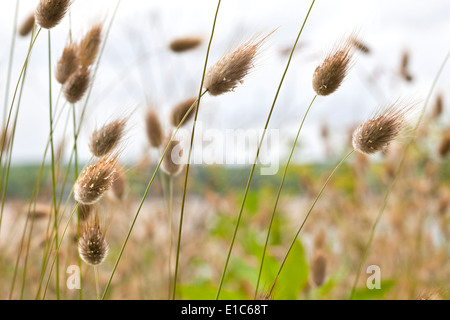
[
  {"x1": 268, "y1": 149, "x2": 355, "y2": 297},
  {"x1": 172, "y1": 0, "x2": 221, "y2": 300},
  {"x1": 215, "y1": 0, "x2": 316, "y2": 300},
  {"x1": 254, "y1": 94, "x2": 317, "y2": 299}
]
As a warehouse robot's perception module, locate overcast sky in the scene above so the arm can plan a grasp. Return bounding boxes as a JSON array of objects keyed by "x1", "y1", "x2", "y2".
[{"x1": 0, "y1": 0, "x2": 449, "y2": 165}]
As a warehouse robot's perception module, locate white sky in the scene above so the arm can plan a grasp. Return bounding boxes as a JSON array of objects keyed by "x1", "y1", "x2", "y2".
[{"x1": 1, "y1": 0, "x2": 449, "y2": 165}]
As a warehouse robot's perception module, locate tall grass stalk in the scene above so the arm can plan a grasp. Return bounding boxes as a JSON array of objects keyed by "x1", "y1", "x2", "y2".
[
  {"x1": 348, "y1": 49, "x2": 450, "y2": 299},
  {"x1": 215, "y1": 0, "x2": 315, "y2": 300},
  {"x1": 173, "y1": 0, "x2": 221, "y2": 300},
  {"x1": 268, "y1": 149, "x2": 355, "y2": 297},
  {"x1": 254, "y1": 94, "x2": 317, "y2": 299}
]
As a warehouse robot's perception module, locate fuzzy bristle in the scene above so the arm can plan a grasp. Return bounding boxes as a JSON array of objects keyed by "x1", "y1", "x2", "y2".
[
  {"x1": 89, "y1": 118, "x2": 127, "y2": 157},
  {"x1": 78, "y1": 217, "x2": 109, "y2": 266},
  {"x1": 169, "y1": 36, "x2": 202, "y2": 53},
  {"x1": 204, "y1": 31, "x2": 274, "y2": 96},
  {"x1": 55, "y1": 44, "x2": 79, "y2": 84},
  {"x1": 312, "y1": 36, "x2": 354, "y2": 96},
  {"x1": 63, "y1": 67, "x2": 90, "y2": 103},
  {"x1": 18, "y1": 13, "x2": 35, "y2": 37},
  {"x1": 352, "y1": 103, "x2": 414, "y2": 155},
  {"x1": 350, "y1": 36, "x2": 370, "y2": 54},
  {"x1": 35, "y1": 0, "x2": 71, "y2": 29},
  {"x1": 170, "y1": 97, "x2": 198, "y2": 127},
  {"x1": 74, "y1": 154, "x2": 118, "y2": 205},
  {"x1": 145, "y1": 108, "x2": 164, "y2": 148},
  {"x1": 78, "y1": 23, "x2": 103, "y2": 68},
  {"x1": 78, "y1": 203, "x2": 95, "y2": 221},
  {"x1": 161, "y1": 134, "x2": 184, "y2": 176}
]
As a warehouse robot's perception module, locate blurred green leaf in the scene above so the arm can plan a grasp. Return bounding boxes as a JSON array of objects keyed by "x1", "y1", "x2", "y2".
[{"x1": 179, "y1": 284, "x2": 246, "y2": 300}]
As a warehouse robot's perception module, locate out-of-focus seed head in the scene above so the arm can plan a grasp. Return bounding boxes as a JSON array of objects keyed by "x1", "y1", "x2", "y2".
[
  {"x1": 18, "y1": 13, "x2": 35, "y2": 37},
  {"x1": 311, "y1": 251, "x2": 327, "y2": 287},
  {"x1": 204, "y1": 30, "x2": 275, "y2": 96},
  {"x1": 169, "y1": 36, "x2": 203, "y2": 53},
  {"x1": 145, "y1": 108, "x2": 164, "y2": 148},
  {"x1": 161, "y1": 134, "x2": 184, "y2": 176},
  {"x1": 352, "y1": 102, "x2": 415, "y2": 155},
  {"x1": 312, "y1": 35, "x2": 355, "y2": 96},
  {"x1": 63, "y1": 67, "x2": 90, "y2": 103},
  {"x1": 74, "y1": 154, "x2": 118, "y2": 205},
  {"x1": 55, "y1": 44, "x2": 79, "y2": 84},
  {"x1": 35, "y1": 0, "x2": 71, "y2": 29},
  {"x1": 170, "y1": 97, "x2": 198, "y2": 127},
  {"x1": 78, "y1": 23, "x2": 103, "y2": 68},
  {"x1": 88, "y1": 118, "x2": 127, "y2": 157},
  {"x1": 111, "y1": 164, "x2": 127, "y2": 200}
]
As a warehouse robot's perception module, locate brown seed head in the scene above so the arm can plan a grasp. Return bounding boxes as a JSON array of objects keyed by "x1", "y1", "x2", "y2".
[
  {"x1": 350, "y1": 36, "x2": 370, "y2": 54},
  {"x1": 204, "y1": 31, "x2": 274, "y2": 96},
  {"x1": 170, "y1": 97, "x2": 198, "y2": 127},
  {"x1": 78, "y1": 217, "x2": 109, "y2": 266},
  {"x1": 63, "y1": 67, "x2": 90, "y2": 103},
  {"x1": 74, "y1": 154, "x2": 118, "y2": 205},
  {"x1": 18, "y1": 13, "x2": 35, "y2": 37},
  {"x1": 311, "y1": 251, "x2": 327, "y2": 287},
  {"x1": 169, "y1": 36, "x2": 203, "y2": 53},
  {"x1": 89, "y1": 118, "x2": 127, "y2": 157},
  {"x1": 55, "y1": 43, "x2": 79, "y2": 84},
  {"x1": 438, "y1": 129, "x2": 450, "y2": 158},
  {"x1": 161, "y1": 134, "x2": 184, "y2": 176},
  {"x1": 78, "y1": 23, "x2": 103, "y2": 68},
  {"x1": 145, "y1": 108, "x2": 164, "y2": 148},
  {"x1": 352, "y1": 102, "x2": 415, "y2": 155},
  {"x1": 312, "y1": 36, "x2": 354, "y2": 96},
  {"x1": 35, "y1": 0, "x2": 71, "y2": 29}
]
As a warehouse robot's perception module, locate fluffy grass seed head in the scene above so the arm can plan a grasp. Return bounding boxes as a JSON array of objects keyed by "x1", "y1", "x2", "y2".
[
  {"x1": 145, "y1": 108, "x2": 164, "y2": 148},
  {"x1": 352, "y1": 102, "x2": 415, "y2": 155},
  {"x1": 161, "y1": 133, "x2": 184, "y2": 176},
  {"x1": 78, "y1": 23, "x2": 103, "y2": 68},
  {"x1": 89, "y1": 118, "x2": 127, "y2": 157},
  {"x1": 55, "y1": 43, "x2": 79, "y2": 84},
  {"x1": 312, "y1": 35, "x2": 355, "y2": 96},
  {"x1": 204, "y1": 30, "x2": 274, "y2": 96},
  {"x1": 169, "y1": 36, "x2": 203, "y2": 53},
  {"x1": 78, "y1": 215, "x2": 109, "y2": 266},
  {"x1": 170, "y1": 97, "x2": 198, "y2": 127},
  {"x1": 35, "y1": 0, "x2": 71, "y2": 29},
  {"x1": 18, "y1": 13, "x2": 35, "y2": 37},
  {"x1": 63, "y1": 67, "x2": 90, "y2": 103},
  {"x1": 74, "y1": 154, "x2": 118, "y2": 205}
]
